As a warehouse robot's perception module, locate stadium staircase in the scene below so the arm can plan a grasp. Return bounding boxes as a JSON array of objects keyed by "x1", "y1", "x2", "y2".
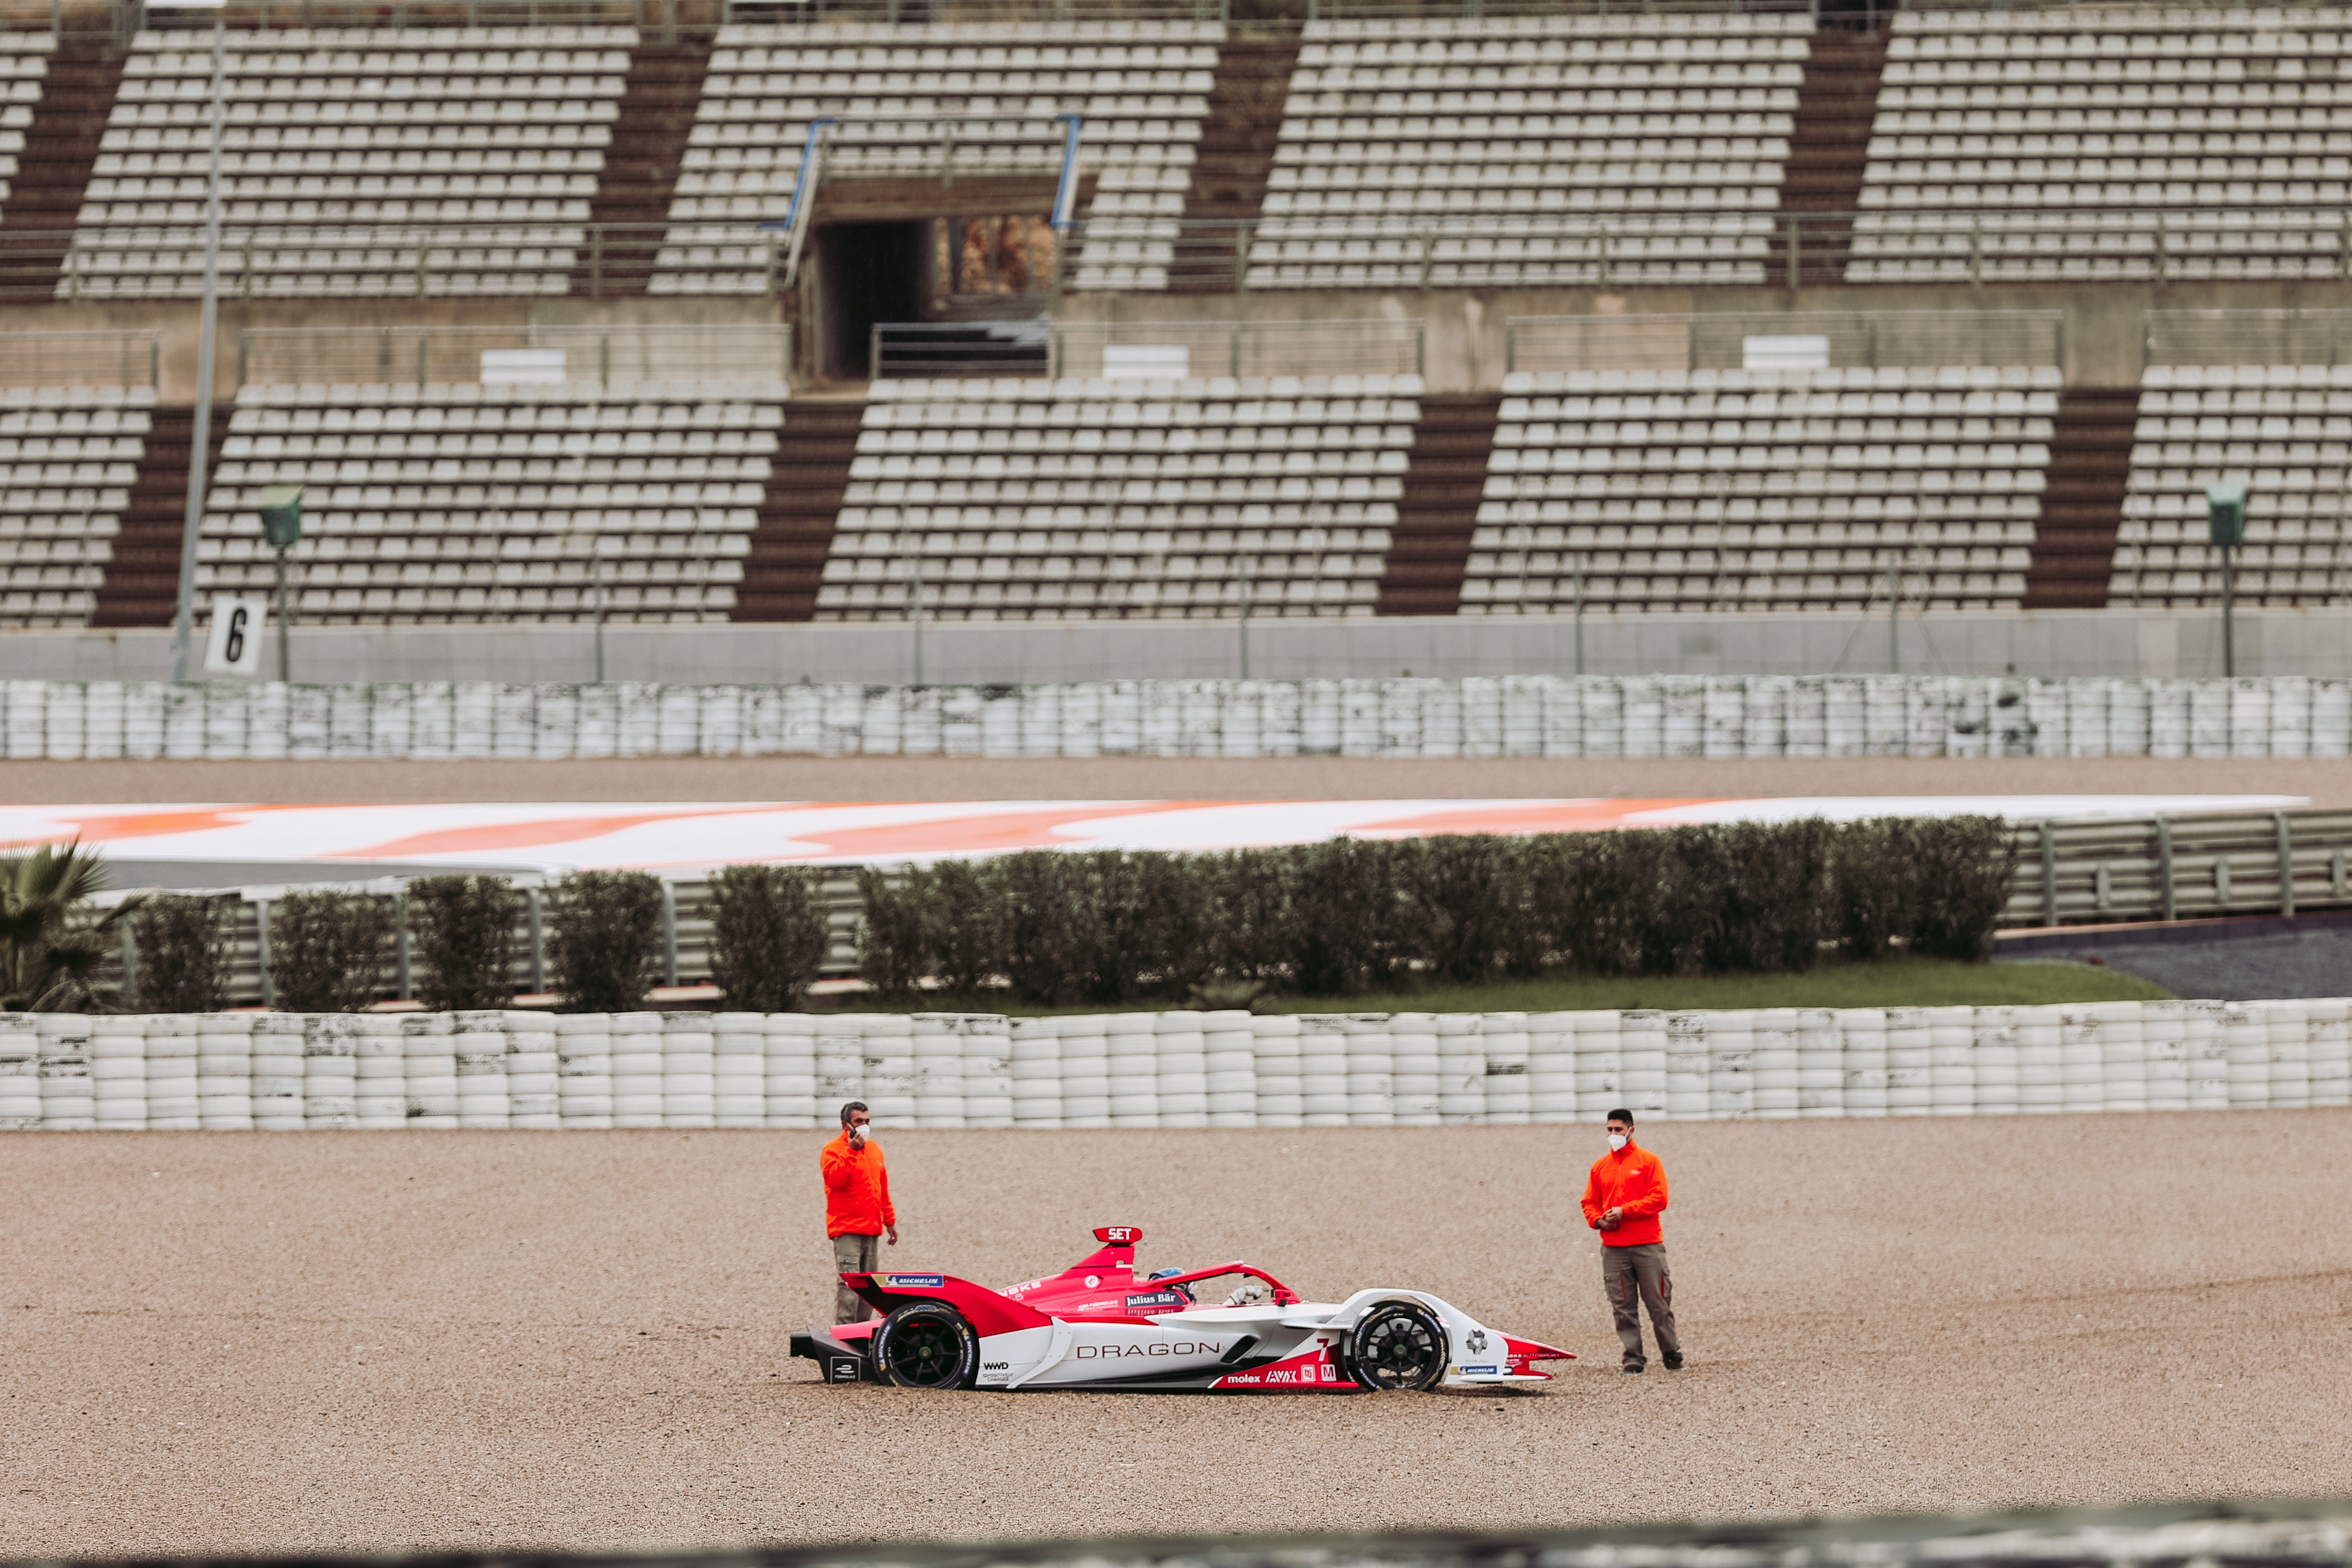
[
  {"x1": 569, "y1": 32, "x2": 714, "y2": 299},
  {"x1": 90, "y1": 406, "x2": 225, "y2": 629},
  {"x1": 732, "y1": 400, "x2": 864, "y2": 622},
  {"x1": 1171, "y1": 28, "x2": 1301, "y2": 293},
  {"x1": 1374, "y1": 393, "x2": 1500, "y2": 617},
  {"x1": 1766, "y1": 24, "x2": 1886, "y2": 284},
  {"x1": 2023, "y1": 387, "x2": 2141, "y2": 610},
  {"x1": 0, "y1": 39, "x2": 123, "y2": 296}
]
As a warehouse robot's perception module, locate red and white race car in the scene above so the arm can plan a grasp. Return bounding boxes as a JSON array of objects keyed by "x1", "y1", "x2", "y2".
[{"x1": 791, "y1": 1225, "x2": 1576, "y2": 1393}]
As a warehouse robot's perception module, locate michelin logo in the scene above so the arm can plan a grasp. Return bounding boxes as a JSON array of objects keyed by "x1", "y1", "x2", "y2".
[{"x1": 884, "y1": 1274, "x2": 946, "y2": 1288}]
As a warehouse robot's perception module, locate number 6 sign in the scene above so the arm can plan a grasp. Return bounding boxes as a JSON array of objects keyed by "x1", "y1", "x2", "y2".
[{"x1": 202, "y1": 595, "x2": 269, "y2": 678}]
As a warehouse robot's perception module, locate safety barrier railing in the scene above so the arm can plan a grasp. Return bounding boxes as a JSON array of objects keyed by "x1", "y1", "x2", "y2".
[
  {"x1": 0, "y1": 330, "x2": 162, "y2": 390},
  {"x1": 1505, "y1": 309, "x2": 2066, "y2": 375},
  {"x1": 2146, "y1": 309, "x2": 2352, "y2": 368},
  {"x1": 234, "y1": 322, "x2": 792, "y2": 388},
  {"x1": 9, "y1": 210, "x2": 2352, "y2": 305}
]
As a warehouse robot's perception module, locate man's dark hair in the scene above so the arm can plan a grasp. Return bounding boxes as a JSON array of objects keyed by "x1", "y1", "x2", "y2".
[
  {"x1": 839, "y1": 1100, "x2": 869, "y2": 1125},
  {"x1": 1607, "y1": 1107, "x2": 1634, "y2": 1124}
]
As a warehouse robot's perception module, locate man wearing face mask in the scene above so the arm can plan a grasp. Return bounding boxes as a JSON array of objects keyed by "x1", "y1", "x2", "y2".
[
  {"x1": 1582, "y1": 1108, "x2": 1682, "y2": 1374},
  {"x1": 821, "y1": 1099, "x2": 899, "y2": 1325}
]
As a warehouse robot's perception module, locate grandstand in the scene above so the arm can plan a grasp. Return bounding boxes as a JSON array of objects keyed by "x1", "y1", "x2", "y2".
[{"x1": 0, "y1": 0, "x2": 2345, "y2": 647}]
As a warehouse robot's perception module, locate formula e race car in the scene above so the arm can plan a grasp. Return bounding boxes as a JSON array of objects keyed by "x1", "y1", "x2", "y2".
[{"x1": 790, "y1": 1225, "x2": 1576, "y2": 1393}]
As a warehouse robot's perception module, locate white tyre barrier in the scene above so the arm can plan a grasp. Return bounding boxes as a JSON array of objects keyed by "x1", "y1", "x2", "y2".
[{"x1": 9, "y1": 997, "x2": 2352, "y2": 1132}]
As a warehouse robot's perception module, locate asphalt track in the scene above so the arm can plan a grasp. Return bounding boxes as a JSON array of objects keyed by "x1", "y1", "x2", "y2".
[
  {"x1": 2, "y1": 754, "x2": 2348, "y2": 805},
  {"x1": 3, "y1": 1112, "x2": 2349, "y2": 1557}
]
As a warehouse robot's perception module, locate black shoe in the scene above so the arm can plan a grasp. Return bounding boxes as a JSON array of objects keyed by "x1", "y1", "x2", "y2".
[
  {"x1": 1663, "y1": 1354, "x2": 1684, "y2": 1371},
  {"x1": 1621, "y1": 1365, "x2": 1644, "y2": 1374}
]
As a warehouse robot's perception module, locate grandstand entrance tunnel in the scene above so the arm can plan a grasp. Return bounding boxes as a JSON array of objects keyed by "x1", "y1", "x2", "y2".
[{"x1": 810, "y1": 221, "x2": 926, "y2": 383}]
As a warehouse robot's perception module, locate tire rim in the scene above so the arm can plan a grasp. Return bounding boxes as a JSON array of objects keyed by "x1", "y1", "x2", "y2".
[
  {"x1": 890, "y1": 1317, "x2": 966, "y2": 1387},
  {"x1": 1359, "y1": 1311, "x2": 1442, "y2": 1388}
]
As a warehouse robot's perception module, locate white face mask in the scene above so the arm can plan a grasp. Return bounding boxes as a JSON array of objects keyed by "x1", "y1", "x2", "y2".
[{"x1": 1608, "y1": 1133, "x2": 1629, "y2": 1152}]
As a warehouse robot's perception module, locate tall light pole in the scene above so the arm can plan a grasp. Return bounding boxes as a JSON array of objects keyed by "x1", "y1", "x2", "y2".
[
  {"x1": 169, "y1": 19, "x2": 228, "y2": 683},
  {"x1": 2209, "y1": 481, "x2": 2248, "y2": 679}
]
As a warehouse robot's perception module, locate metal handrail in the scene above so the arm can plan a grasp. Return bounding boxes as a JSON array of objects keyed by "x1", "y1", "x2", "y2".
[
  {"x1": 1505, "y1": 309, "x2": 2068, "y2": 375},
  {"x1": 6, "y1": 205, "x2": 2352, "y2": 305}
]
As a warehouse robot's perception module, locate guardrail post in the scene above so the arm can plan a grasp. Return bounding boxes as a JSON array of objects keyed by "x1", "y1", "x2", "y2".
[
  {"x1": 2040, "y1": 821, "x2": 2057, "y2": 927},
  {"x1": 253, "y1": 897, "x2": 275, "y2": 1008},
  {"x1": 591, "y1": 226, "x2": 603, "y2": 299},
  {"x1": 871, "y1": 323, "x2": 882, "y2": 383},
  {"x1": 660, "y1": 880, "x2": 679, "y2": 988},
  {"x1": 2157, "y1": 816, "x2": 2175, "y2": 921},
  {"x1": 1785, "y1": 214, "x2": 1798, "y2": 291},
  {"x1": 2278, "y1": 812, "x2": 2295, "y2": 916},
  {"x1": 150, "y1": 334, "x2": 160, "y2": 390},
  {"x1": 416, "y1": 333, "x2": 428, "y2": 389},
  {"x1": 395, "y1": 890, "x2": 413, "y2": 1000}
]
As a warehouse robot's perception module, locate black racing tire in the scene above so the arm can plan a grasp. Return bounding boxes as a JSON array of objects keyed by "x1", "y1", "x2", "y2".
[
  {"x1": 1348, "y1": 1300, "x2": 1450, "y2": 1392},
  {"x1": 870, "y1": 1301, "x2": 980, "y2": 1390}
]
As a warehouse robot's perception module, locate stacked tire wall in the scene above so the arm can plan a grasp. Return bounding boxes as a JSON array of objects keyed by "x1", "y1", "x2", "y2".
[
  {"x1": 5, "y1": 674, "x2": 2352, "y2": 760},
  {"x1": 6, "y1": 1000, "x2": 2347, "y2": 1131}
]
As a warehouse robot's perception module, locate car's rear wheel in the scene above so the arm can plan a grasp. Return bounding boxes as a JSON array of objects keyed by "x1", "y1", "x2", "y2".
[
  {"x1": 870, "y1": 1301, "x2": 980, "y2": 1390},
  {"x1": 1348, "y1": 1301, "x2": 1449, "y2": 1391}
]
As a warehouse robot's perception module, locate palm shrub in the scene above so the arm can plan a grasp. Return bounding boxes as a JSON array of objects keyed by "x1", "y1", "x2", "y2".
[
  {"x1": 0, "y1": 841, "x2": 139, "y2": 1012},
  {"x1": 548, "y1": 870, "x2": 665, "y2": 1012},
  {"x1": 407, "y1": 875, "x2": 522, "y2": 1009},
  {"x1": 131, "y1": 893, "x2": 229, "y2": 1013},
  {"x1": 268, "y1": 888, "x2": 393, "y2": 1012},
  {"x1": 708, "y1": 864, "x2": 830, "y2": 1011}
]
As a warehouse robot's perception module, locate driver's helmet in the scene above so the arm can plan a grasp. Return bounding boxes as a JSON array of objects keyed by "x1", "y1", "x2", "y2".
[{"x1": 1145, "y1": 1266, "x2": 1196, "y2": 1303}]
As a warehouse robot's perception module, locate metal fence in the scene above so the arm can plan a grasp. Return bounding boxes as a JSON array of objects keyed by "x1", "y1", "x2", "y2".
[
  {"x1": 235, "y1": 323, "x2": 792, "y2": 388},
  {"x1": 2145, "y1": 309, "x2": 2352, "y2": 369},
  {"x1": 0, "y1": 331, "x2": 161, "y2": 390},
  {"x1": 9, "y1": 211, "x2": 2352, "y2": 305},
  {"x1": 1507, "y1": 310, "x2": 2067, "y2": 376},
  {"x1": 1045, "y1": 317, "x2": 1423, "y2": 380},
  {"x1": 70, "y1": 806, "x2": 2352, "y2": 1009}
]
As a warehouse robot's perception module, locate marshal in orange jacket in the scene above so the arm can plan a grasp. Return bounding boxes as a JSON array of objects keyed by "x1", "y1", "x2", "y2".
[
  {"x1": 1581, "y1": 1140, "x2": 1669, "y2": 1247},
  {"x1": 821, "y1": 1129, "x2": 897, "y2": 1238}
]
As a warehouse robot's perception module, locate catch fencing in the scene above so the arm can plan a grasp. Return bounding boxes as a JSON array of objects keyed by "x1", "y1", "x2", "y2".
[
  {"x1": 7, "y1": 674, "x2": 2352, "y2": 763},
  {"x1": 3, "y1": 998, "x2": 2346, "y2": 1131}
]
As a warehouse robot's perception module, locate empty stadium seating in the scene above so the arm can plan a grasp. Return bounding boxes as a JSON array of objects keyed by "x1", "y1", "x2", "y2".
[
  {"x1": 2115, "y1": 363, "x2": 2352, "y2": 606},
  {"x1": 654, "y1": 22, "x2": 1217, "y2": 296},
  {"x1": 0, "y1": 387, "x2": 152, "y2": 630},
  {"x1": 1853, "y1": 8, "x2": 2352, "y2": 283},
  {"x1": 1470, "y1": 365, "x2": 2056, "y2": 614},
  {"x1": 64, "y1": 28, "x2": 629, "y2": 299},
  {"x1": 819, "y1": 374, "x2": 1415, "y2": 620},
  {"x1": 198, "y1": 379, "x2": 782, "y2": 622},
  {"x1": 0, "y1": 34, "x2": 50, "y2": 214},
  {"x1": 1247, "y1": 12, "x2": 1807, "y2": 291}
]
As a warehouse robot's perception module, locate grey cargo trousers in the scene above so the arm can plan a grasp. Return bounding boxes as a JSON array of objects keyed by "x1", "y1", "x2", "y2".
[
  {"x1": 1602, "y1": 1241, "x2": 1681, "y2": 1371},
  {"x1": 833, "y1": 1232, "x2": 882, "y2": 1325}
]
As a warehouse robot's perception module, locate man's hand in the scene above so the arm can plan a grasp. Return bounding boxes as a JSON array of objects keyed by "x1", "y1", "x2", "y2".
[
  {"x1": 1601, "y1": 1206, "x2": 1623, "y2": 1230},
  {"x1": 886, "y1": 1224, "x2": 900, "y2": 1246}
]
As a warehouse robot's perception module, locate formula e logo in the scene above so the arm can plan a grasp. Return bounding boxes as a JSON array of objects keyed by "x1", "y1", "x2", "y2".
[
  {"x1": 884, "y1": 1274, "x2": 945, "y2": 1288},
  {"x1": 1466, "y1": 1329, "x2": 1488, "y2": 1354}
]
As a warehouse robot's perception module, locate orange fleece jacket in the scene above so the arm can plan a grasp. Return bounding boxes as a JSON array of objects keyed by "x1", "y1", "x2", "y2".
[
  {"x1": 821, "y1": 1130, "x2": 896, "y2": 1237},
  {"x1": 1581, "y1": 1140, "x2": 1669, "y2": 1246}
]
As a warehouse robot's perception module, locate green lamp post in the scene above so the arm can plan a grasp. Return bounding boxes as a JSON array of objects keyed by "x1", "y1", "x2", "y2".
[{"x1": 257, "y1": 484, "x2": 303, "y2": 683}]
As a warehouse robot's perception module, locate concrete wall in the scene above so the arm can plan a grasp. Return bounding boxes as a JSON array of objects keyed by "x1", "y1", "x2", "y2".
[
  {"x1": 7, "y1": 607, "x2": 2346, "y2": 685},
  {"x1": 1054, "y1": 277, "x2": 2352, "y2": 392},
  {"x1": 30, "y1": 276, "x2": 2352, "y2": 401}
]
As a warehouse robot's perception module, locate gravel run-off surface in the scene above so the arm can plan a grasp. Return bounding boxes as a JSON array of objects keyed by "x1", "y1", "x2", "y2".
[
  {"x1": 0, "y1": 754, "x2": 2346, "y2": 805},
  {"x1": 3, "y1": 1114, "x2": 2349, "y2": 1557}
]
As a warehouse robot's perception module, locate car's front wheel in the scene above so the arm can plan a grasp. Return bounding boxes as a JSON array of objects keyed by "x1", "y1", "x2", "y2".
[
  {"x1": 870, "y1": 1301, "x2": 980, "y2": 1390},
  {"x1": 1348, "y1": 1301, "x2": 1450, "y2": 1391}
]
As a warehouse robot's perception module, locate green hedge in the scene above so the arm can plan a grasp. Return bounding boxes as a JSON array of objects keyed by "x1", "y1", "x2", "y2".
[{"x1": 858, "y1": 818, "x2": 2018, "y2": 1008}]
